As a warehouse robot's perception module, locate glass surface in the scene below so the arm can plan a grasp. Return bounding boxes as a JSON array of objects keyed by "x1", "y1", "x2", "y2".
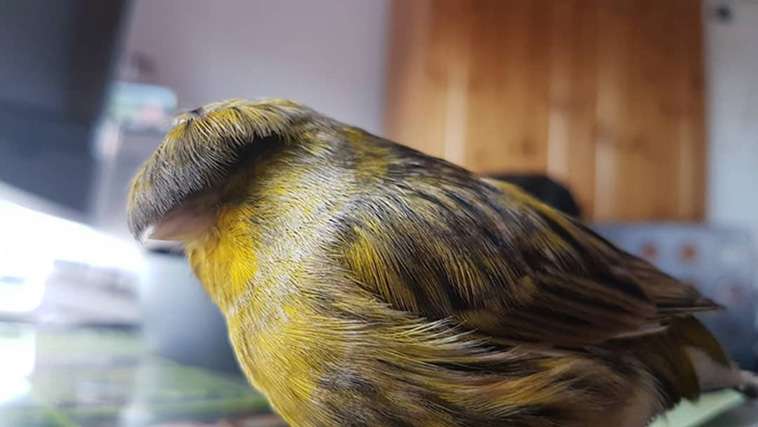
[{"x1": 0, "y1": 322, "x2": 280, "y2": 427}]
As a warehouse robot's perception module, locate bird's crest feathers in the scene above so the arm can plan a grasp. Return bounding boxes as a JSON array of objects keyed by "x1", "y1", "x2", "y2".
[{"x1": 127, "y1": 98, "x2": 326, "y2": 240}]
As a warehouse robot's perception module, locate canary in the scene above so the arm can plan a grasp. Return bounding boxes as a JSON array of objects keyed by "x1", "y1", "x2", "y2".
[{"x1": 128, "y1": 99, "x2": 756, "y2": 427}]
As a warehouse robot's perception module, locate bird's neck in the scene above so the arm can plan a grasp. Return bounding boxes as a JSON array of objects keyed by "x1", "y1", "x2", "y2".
[{"x1": 184, "y1": 204, "x2": 259, "y2": 313}]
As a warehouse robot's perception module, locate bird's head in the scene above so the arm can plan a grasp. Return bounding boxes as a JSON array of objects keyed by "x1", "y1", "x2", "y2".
[{"x1": 127, "y1": 98, "x2": 321, "y2": 244}]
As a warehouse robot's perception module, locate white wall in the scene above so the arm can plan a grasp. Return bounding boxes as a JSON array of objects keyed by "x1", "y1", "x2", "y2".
[
  {"x1": 122, "y1": 0, "x2": 389, "y2": 134},
  {"x1": 705, "y1": 0, "x2": 758, "y2": 246}
]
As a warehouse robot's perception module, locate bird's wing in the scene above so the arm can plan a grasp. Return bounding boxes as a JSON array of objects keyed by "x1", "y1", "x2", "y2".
[{"x1": 339, "y1": 169, "x2": 718, "y2": 347}]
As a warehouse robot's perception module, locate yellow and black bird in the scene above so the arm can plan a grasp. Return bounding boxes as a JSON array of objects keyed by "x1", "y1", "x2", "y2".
[{"x1": 128, "y1": 99, "x2": 755, "y2": 427}]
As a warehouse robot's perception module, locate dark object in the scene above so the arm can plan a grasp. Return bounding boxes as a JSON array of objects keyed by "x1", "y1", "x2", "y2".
[
  {"x1": 491, "y1": 173, "x2": 582, "y2": 218},
  {"x1": 0, "y1": 0, "x2": 130, "y2": 212},
  {"x1": 714, "y1": 4, "x2": 733, "y2": 24},
  {"x1": 139, "y1": 251, "x2": 241, "y2": 374}
]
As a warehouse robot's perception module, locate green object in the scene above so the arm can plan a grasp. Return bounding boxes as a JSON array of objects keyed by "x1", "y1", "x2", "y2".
[
  {"x1": 0, "y1": 324, "x2": 270, "y2": 427},
  {"x1": 651, "y1": 390, "x2": 746, "y2": 427}
]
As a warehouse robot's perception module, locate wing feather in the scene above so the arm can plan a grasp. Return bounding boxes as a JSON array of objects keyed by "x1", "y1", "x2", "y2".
[{"x1": 338, "y1": 146, "x2": 718, "y2": 347}]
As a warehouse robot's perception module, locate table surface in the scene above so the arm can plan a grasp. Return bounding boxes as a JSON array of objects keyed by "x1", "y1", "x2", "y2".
[
  {"x1": 1, "y1": 321, "x2": 757, "y2": 427},
  {"x1": 0, "y1": 322, "x2": 282, "y2": 427}
]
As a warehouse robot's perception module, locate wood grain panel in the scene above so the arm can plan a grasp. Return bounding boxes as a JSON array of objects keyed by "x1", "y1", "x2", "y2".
[
  {"x1": 385, "y1": 0, "x2": 474, "y2": 162},
  {"x1": 546, "y1": 0, "x2": 599, "y2": 218},
  {"x1": 464, "y1": 0, "x2": 552, "y2": 173},
  {"x1": 674, "y1": 0, "x2": 707, "y2": 220},
  {"x1": 386, "y1": 0, "x2": 706, "y2": 221}
]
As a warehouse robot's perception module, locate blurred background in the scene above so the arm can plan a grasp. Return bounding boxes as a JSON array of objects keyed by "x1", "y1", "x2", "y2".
[{"x1": 0, "y1": 0, "x2": 757, "y2": 426}]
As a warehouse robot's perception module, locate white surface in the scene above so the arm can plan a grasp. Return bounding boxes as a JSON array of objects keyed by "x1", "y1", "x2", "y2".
[
  {"x1": 122, "y1": 0, "x2": 390, "y2": 134},
  {"x1": 0, "y1": 326, "x2": 34, "y2": 403},
  {"x1": 651, "y1": 390, "x2": 745, "y2": 427},
  {"x1": 705, "y1": 0, "x2": 758, "y2": 248},
  {"x1": 0, "y1": 198, "x2": 143, "y2": 319}
]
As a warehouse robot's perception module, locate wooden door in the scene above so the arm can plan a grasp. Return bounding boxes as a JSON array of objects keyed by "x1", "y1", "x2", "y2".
[{"x1": 385, "y1": 0, "x2": 706, "y2": 221}]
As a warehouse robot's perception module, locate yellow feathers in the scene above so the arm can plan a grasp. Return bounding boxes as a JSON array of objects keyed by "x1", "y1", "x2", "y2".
[{"x1": 128, "y1": 99, "x2": 748, "y2": 427}]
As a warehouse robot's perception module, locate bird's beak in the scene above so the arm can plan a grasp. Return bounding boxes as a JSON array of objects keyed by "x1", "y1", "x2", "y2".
[
  {"x1": 139, "y1": 223, "x2": 177, "y2": 244},
  {"x1": 139, "y1": 224, "x2": 156, "y2": 244},
  {"x1": 140, "y1": 203, "x2": 217, "y2": 244}
]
